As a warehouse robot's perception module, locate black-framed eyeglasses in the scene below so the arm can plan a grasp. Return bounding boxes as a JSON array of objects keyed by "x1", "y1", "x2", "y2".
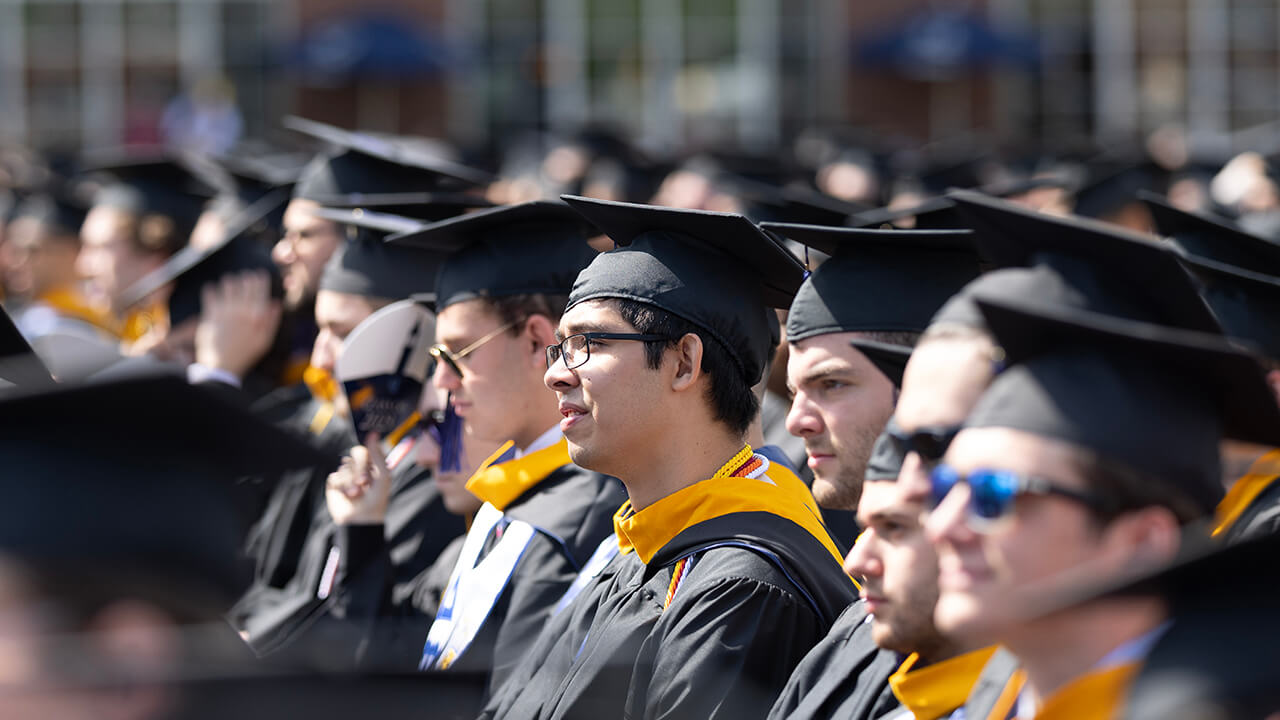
[
  {"x1": 885, "y1": 416, "x2": 962, "y2": 468},
  {"x1": 545, "y1": 333, "x2": 673, "y2": 370},
  {"x1": 430, "y1": 319, "x2": 523, "y2": 379},
  {"x1": 929, "y1": 463, "x2": 1113, "y2": 531}
]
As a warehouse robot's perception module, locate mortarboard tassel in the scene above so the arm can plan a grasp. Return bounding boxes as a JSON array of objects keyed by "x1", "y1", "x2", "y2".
[{"x1": 430, "y1": 396, "x2": 466, "y2": 473}]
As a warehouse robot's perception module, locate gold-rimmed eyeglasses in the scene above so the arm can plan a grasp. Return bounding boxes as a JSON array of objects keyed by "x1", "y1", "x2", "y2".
[{"x1": 430, "y1": 318, "x2": 523, "y2": 378}]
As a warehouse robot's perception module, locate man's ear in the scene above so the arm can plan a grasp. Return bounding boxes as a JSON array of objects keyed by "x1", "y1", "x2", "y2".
[
  {"x1": 1100, "y1": 506, "x2": 1182, "y2": 572},
  {"x1": 670, "y1": 333, "x2": 703, "y2": 393},
  {"x1": 524, "y1": 314, "x2": 558, "y2": 368},
  {"x1": 1267, "y1": 369, "x2": 1280, "y2": 410}
]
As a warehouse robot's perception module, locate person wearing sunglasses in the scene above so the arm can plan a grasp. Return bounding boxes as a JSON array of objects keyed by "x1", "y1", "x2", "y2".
[
  {"x1": 760, "y1": 222, "x2": 982, "y2": 529},
  {"x1": 317, "y1": 202, "x2": 626, "y2": 700},
  {"x1": 925, "y1": 294, "x2": 1280, "y2": 720},
  {"x1": 770, "y1": 281, "x2": 1019, "y2": 720}
]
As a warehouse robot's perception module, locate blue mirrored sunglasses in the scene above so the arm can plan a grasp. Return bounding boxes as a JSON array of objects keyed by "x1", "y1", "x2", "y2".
[{"x1": 929, "y1": 464, "x2": 1112, "y2": 529}]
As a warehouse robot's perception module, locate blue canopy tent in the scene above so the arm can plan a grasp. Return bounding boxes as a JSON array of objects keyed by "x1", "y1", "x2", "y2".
[
  {"x1": 285, "y1": 13, "x2": 455, "y2": 83},
  {"x1": 856, "y1": 9, "x2": 1038, "y2": 139}
]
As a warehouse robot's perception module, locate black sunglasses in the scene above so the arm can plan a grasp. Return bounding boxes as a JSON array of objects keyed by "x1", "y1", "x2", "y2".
[{"x1": 885, "y1": 416, "x2": 962, "y2": 467}]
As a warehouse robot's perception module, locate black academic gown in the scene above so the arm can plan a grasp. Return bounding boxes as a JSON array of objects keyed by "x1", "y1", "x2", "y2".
[
  {"x1": 1123, "y1": 529, "x2": 1280, "y2": 720},
  {"x1": 314, "y1": 451, "x2": 626, "y2": 695},
  {"x1": 230, "y1": 387, "x2": 463, "y2": 661},
  {"x1": 236, "y1": 386, "x2": 352, "y2": 595},
  {"x1": 766, "y1": 601, "x2": 903, "y2": 720},
  {"x1": 483, "y1": 456, "x2": 858, "y2": 720}
]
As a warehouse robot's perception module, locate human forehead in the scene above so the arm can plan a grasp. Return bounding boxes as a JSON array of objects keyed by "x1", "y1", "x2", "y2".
[
  {"x1": 314, "y1": 289, "x2": 375, "y2": 326},
  {"x1": 6, "y1": 217, "x2": 45, "y2": 249},
  {"x1": 435, "y1": 298, "x2": 505, "y2": 342},
  {"x1": 282, "y1": 199, "x2": 336, "y2": 232},
  {"x1": 556, "y1": 299, "x2": 636, "y2": 338},
  {"x1": 80, "y1": 206, "x2": 128, "y2": 244},
  {"x1": 944, "y1": 426, "x2": 1088, "y2": 485},
  {"x1": 896, "y1": 337, "x2": 994, "y2": 430},
  {"x1": 787, "y1": 332, "x2": 876, "y2": 379},
  {"x1": 857, "y1": 478, "x2": 923, "y2": 520}
]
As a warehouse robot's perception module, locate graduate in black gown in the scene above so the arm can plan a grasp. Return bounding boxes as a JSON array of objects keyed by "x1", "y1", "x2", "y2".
[
  {"x1": 483, "y1": 197, "x2": 858, "y2": 720},
  {"x1": 770, "y1": 284, "x2": 1007, "y2": 720},
  {"x1": 231, "y1": 209, "x2": 465, "y2": 659},
  {"x1": 760, "y1": 221, "x2": 982, "y2": 543},
  {"x1": 927, "y1": 292, "x2": 1280, "y2": 719},
  {"x1": 313, "y1": 201, "x2": 626, "y2": 696},
  {"x1": 273, "y1": 116, "x2": 493, "y2": 386}
]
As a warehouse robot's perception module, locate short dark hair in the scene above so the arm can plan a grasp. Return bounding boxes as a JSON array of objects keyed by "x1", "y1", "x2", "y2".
[
  {"x1": 1070, "y1": 449, "x2": 1208, "y2": 528},
  {"x1": 480, "y1": 293, "x2": 570, "y2": 333},
  {"x1": 611, "y1": 298, "x2": 758, "y2": 435}
]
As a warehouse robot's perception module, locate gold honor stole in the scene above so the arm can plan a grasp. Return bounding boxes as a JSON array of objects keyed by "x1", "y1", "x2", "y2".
[
  {"x1": 37, "y1": 287, "x2": 121, "y2": 336},
  {"x1": 1214, "y1": 449, "x2": 1280, "y2": 537},
  {"x1": 1031, "y1": 662, "x2": 1140, "y2": 720},
  {"x1": 303, "y1": 366, "x2": 339, "y2": 435},
  {"x1": 466, "y1": 438, "x2": 574, "y2": 511},
  {"x1": 121, "y1": 302, "x2": 166, "y2": 343},
  {"x1": 612, "y1": 444, "x2": 846, "y2": 568},
  {"x1": 888, "y1": 647, "x2": 1028, "y2": 720}
]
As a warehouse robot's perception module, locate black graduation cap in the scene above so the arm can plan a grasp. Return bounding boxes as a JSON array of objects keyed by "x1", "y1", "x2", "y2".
[
  {"x1": 1176, "y1": 254, "x2": 1280, "y2": 361},
  {"x1": 865, "y1": 426, "x2": 906, "y2": 482},
  {"x1": 0, "y1": 373, "x2": 336, "y2": 600},
  {"x1": 1142, "y1": 191, "x2": 1280, "y2": 275},
  {"x1": 387, "y1": 200, "x2": 600, "y2": 311},
  {"x1": 1138, "y1": 194, "x2": 1280, "y2": 359},
  {"x1": 927, "y1": 267, "x2": 1036, "y2": 330},
  {"x1": 119, "y1": 189, "x2": 291, "y2": 326},
  {"x1": 10, "y1": 191, "x2": 90, "y2": 237},
  {"x1": 285, "y1": 117, "x2": 494, "y2": 202},
  {"x1": 976, "y1": 173, "x2": 1074, "y2": 199},
  {"x1": 314, "y1": 208, "x2": 444, "y2": 301},
  {"x1": 916, "y1": 149, "x2": 994, "y2": 195},
  {"x1": 947, "y1": 189, "x2": 1222, "y2": 334},
  {"x1": 1072, "y1": 159, "x2": 1167, "y2": 220},
  {"x1": 720, "y1": 175, "x2": 872, "y2": 226},
  {"x1": 846, "y1": 196, "x2": 965, "y2": 230},
  {"x1": 561, "y1": 195, "x2": 806, "y2": 385},
  {"x1": 762, "y1": 223, "x2": 982, "y2": 342},
  {"x1": 969, "y1": 296, "x2": 1280, "y2": 513},
  {"x1": 214, "y1": 151, "x2": 307, "y2": 208},
  {"x1": 847, "y1": 339, "x2": 912, "y2": 388},
  {"x1": 81, "y1": 152, "x2": 220, "y2": 248},
  {"x1": 0, "y1": 304, "x2": 52, "y2": 386},
  {"x1": 322, "y1": 192, "x2": 493, "y2": 222}
]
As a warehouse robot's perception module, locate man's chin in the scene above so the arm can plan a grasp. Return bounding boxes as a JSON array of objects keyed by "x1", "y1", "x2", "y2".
[{"x1": 811, "y1": 473, "x2": 861, "y2": 512}]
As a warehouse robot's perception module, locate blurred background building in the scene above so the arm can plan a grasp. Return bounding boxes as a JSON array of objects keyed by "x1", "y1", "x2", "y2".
[{"x1": 1, "y1": 0, "x2": 1278, "y2": 158}]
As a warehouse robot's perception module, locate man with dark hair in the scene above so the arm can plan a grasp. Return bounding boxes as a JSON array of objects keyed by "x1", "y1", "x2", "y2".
[
  {"x1": 481, "y1": 197, "x2": 856, "y2": 720},
  {"x1": 769, "y1": 282, "x2": 1010, "y2": 720},
  {"x1": 313, "y1": 202, "x2": 625, "y2": 699},
  {"x1": 761, "y1": 222, "x2": 982, "y2": 522}
]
